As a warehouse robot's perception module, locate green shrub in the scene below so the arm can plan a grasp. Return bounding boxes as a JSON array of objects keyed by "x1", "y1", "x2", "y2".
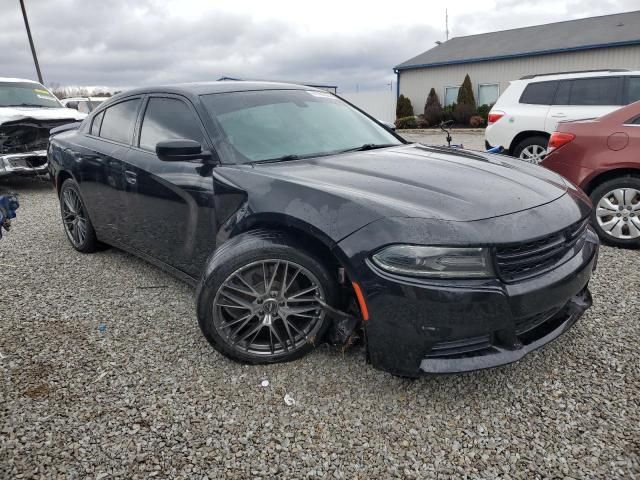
[
  {"x1": 423, "y1": 88, "x2": 443, "y2": 126},
  {"x1": 453, "y1": 103, "x2": 475, "y2": 125},
  {"x1": 477, "y1": 104, "x2": 492, "y2": 123},
  {"x1": 395, "y1": 116, "x2": 417, "y2": 129},
  {"x1": 415, "y1": 115, "x2": 429, "y2": 128},
  {"x1": 396, "y1": 95, "x2": 414, "y2": 119},
  {"x1": 442, "y1": 104, "x2": 456, "y2": 123},
  {"x1": 469, "y1": 115, "x2": 485, "y2": 128}
]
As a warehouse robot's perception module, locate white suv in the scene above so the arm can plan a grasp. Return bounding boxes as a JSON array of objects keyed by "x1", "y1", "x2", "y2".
[{"x1": 485, "y1": 70, "x2": 640, "y2": 163}]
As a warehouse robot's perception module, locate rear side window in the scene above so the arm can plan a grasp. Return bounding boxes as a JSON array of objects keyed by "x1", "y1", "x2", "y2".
[
  {"x1": 139, "y1": 97, "x2": 205, "y2": 151},
  {"x1": 99, "y1": 99, "x2": 141, "y2": 144},
  {"x1": 554, "y1": 81, "x2": 571, "y2": 105},
  {"x1": 91, "y1": 111, "x2": 104, "y2": 136},
  {"x1": 519, "y1": 81, "x2": 558, "y2": 105},
  {"x1": 569, "y1": 77, "x2": 621, "y2": 106},
  {"x1": 627, "y1": 77, "x2": 640, "y2": 104}
]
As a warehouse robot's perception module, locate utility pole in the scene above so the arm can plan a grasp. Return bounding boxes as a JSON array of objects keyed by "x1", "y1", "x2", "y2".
[
  {"x1": 19, "y1": 0, "x2": 43, "y2": 84},
  {"x1": 446, "y1": 9, "x2": 449, "y2": 41}
]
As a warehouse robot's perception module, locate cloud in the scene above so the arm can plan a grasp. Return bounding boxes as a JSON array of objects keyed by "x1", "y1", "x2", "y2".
[{"x1": 1, "y1": 0, "x2": 635, "y2": 93}]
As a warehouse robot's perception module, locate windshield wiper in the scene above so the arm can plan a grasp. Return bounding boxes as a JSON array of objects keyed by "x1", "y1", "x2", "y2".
[
  {"x1": 6, "y1": 103, "x2": 55, "y2": 108},
  {"x1": 250, "y1": 154, "x2": 302, "y2": 165},
  {"x1": 340, "y1": 143, "x2": 398, "y2": 153}
]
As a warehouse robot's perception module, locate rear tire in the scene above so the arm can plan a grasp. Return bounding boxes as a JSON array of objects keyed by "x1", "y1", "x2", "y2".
[
  {"x1": 197, "y1": 230, "x2": 338, "y2": 364},
  {"x1": 513, "y1": 136, "x2": 548, "y2": 164},
  {"x1": 589, "y1": 177, "x2": 640, "y2": 249},
  {"x1": 59, "y1": 178, "x2": 99, "y2": 253}
]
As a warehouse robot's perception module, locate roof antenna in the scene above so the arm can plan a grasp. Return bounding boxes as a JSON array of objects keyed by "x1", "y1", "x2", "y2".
[{"x1": 445, "y1": 8, "x2": 449, "y2": 41}]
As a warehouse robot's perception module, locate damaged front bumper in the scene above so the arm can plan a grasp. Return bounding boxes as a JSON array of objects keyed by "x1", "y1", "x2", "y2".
[
  {"x1": 0, "y1": 150, "x2": 48, "y2": 177},
  {"x1": 348, "y1": 228, "x2": 599, "y2": 377}
]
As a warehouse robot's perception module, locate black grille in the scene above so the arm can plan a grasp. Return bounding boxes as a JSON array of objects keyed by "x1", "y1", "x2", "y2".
[
  {"x1": 425, "y1": 334, "x2": 492, "y2": 358},
  {"x1": 495, "y1": 220, "x2": 589, "y2": 282}
]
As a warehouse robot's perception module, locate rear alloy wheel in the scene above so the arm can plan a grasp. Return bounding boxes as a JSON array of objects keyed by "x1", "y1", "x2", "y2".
[
  {"x1": 590, "y1": 178, "x2": 640, "y2": 248},
  {"x1": 514, "y1": 136, "x2": 548, "y2": 165},
  {"x1": 197, "y1": 231, "x2": 338, "y2": 364},
  {"x1": 59, "y1": 179, "x2": 99, "y2": 253}
]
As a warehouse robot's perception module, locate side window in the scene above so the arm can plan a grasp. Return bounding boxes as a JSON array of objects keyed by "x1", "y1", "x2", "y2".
[
  {"x1": 99, "y1": 99, "x2": 141, "y2": 144},
  {"x1": 90, "y1": 111, "x2": 104, "y2": 136},
  {"x1": 626, "y1": 77, "x2": 640, "y2": 104},
  {"x1": 628, "y1": 116, "x2": 640, "y2": 125},
  {"x1": 569, "y1": 77, "x2": 621, "y2": 106},
  {"x1": 139, "y1": 97, "x2": 205, "y2": 152},
  {"x1": 519, "y1": 81, "x2": 558, "y2": 105},
  {"x1": 553, "y1": 81, "x2": 571, "y2": 105}
]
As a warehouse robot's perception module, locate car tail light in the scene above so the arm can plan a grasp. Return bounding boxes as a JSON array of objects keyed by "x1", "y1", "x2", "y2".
[
  {"x1": 487, "y1": 111, "x2": 504, "y2": 125},
  {"x1": 547, "y1": 132, "x2": 575, "y2": 153}
]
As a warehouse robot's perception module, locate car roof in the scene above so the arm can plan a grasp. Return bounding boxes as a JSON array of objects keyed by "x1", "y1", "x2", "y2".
[
  {"x1": 0, "y1": 77, "x2": 42, "y2": 84},
  {"x1": 518, "y1": 70, "x2": 640, "y2": 84},
  {"x1": 116, "y1": 81, "x2": 318, "y2": 100},
  {"x1": 62, "y1": 97, "x2": 108, "y2": 102}
]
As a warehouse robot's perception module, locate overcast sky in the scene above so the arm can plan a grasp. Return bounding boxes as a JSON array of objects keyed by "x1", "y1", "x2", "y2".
[{"x1": 1, "y1": 0, "x2": 638, "y2": 92}]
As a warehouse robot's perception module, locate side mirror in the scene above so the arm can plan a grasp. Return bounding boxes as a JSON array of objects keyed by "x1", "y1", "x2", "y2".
[
  {"x1": 156, "y1": 139, "x2": 214, "y2": 162},
  {"x1": 380, "y1": 121, "x2": 396, "y2": 131}
]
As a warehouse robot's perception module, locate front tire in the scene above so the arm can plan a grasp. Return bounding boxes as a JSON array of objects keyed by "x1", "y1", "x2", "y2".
[
  {"x1": 59, "y1": 178, "x2": 99, "y2": 253},
  {"x1": 514, "y1": 136, "x2": 548, "y2": 164},
  {"x1": 197, "y1": 230, "x2": 338, "y2": 364},
  {"x1": 590, "y1": 177, "x2": 640, "y2": 248}
]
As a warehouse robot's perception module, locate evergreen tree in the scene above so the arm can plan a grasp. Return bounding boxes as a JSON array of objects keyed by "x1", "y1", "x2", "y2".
[
  {"x1": 396, "y1": 95, "x2": 414, "y2": 119},
  {"x1": 424, "y1": 88, "x2": 443, "y2": 125}
]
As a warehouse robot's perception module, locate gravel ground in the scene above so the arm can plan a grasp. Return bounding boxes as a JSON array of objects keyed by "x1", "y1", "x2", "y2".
[{"x1": 1, "y1": 173, "x2": 639, "y2": 479}]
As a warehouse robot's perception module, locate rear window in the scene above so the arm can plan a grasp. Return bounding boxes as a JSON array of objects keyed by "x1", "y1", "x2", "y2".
[
  {"x1": 627, "y1": 77, "x2": 640, "y2": 104},
  {"x1": 519, "y1": 81, "x2": 558, "y2": 105},
  {"x1": 99, "y1": 99, "x2": 141, "y2": 144},
  {"x1": 569, "y1": 77, "x2": 621, "y2": 106}
]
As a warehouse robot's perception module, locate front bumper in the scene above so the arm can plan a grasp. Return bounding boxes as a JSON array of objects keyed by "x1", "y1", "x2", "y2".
[
  {"x1": 354, "y1": 228, "x2": 599, "y2": 377},
  {"x1": 0, "y1": 150, "x2": 48, "y2": 178}
]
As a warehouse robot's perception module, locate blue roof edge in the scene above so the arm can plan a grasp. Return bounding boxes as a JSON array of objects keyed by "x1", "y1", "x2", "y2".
[{"x1": 393, "y1": 39, "x2": 640, "y2": 72}]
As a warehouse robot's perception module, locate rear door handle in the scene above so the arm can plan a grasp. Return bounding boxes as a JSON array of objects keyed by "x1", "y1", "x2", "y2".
[
  {"x1": 124, "y1": 170, "x2": 137, "y2": 185},
  {"x1": 551, "y1": 113, "x2": 566, "y2": 118}
]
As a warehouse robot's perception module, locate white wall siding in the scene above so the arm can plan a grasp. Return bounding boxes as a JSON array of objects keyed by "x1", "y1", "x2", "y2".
[
  {"x1": 398, "y1": 45, "x2": 640, "y2": 114},
  {"x1": 340, "y1": 91, "x2": 396, "y2": 123}
]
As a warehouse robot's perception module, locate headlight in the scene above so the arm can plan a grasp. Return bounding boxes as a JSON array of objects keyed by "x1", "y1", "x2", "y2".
[{"x1": 371, "y1": 245, "x2": 494, "y2": 279}]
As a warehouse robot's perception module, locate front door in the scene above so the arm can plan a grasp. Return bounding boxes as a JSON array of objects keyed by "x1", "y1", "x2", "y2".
[{"x1": 119, "y1": 95, "x2": 217, "y2": 277}]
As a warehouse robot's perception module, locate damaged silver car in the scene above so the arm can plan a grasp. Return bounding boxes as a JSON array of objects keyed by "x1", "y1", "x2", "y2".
[{"x1": 0, "y1": 78, "x2": 85, "y2": 179}]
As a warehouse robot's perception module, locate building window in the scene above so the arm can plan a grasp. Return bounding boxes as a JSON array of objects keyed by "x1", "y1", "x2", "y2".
[
  {"x1": 444, "y1": 86, "x2": 460, "y2": 106},
  {"x1": 478, "y1": 83, "x2": 500, "y2": 106}
]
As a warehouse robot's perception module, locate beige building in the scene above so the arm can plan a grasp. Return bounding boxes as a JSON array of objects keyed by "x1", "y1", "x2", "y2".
[{"x1": 394, "y1": 11, "x2": 640, "y2": 112}]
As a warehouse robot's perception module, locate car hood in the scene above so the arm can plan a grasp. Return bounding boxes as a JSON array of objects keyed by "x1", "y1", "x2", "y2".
[
  {"x1": 250, "y1": 144, "x2": 568, "y2": 222},
  {"x1": 0, "y1": 106, "x2": 85, "y2": 125}
]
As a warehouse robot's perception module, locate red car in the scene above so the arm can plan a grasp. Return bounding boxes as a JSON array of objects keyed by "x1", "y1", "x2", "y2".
[{"x1": 542, "y1": 101, "x2": 640, "y2": 248}]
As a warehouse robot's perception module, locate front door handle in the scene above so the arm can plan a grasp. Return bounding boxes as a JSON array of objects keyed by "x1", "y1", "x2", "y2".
[
  {"x1": 551, "y1": 113, "x2": 566, "y2": 118},
  {"x1": 124, "y1": 170, "x2": 137, "y2": 185}
]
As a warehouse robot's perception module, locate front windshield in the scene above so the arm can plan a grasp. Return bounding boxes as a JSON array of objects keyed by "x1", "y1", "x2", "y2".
[
  {"x1": 0, "y1": 82, "x2": 62, "y2": 108},
  {"x1": 200, "y1": 89, "x2": 401, "y2": 164}
]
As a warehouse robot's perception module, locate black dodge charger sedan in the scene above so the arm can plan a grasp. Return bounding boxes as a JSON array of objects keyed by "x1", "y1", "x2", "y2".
[{"x1": 47, "y1": 82, "x2": 598, "y2": 377}]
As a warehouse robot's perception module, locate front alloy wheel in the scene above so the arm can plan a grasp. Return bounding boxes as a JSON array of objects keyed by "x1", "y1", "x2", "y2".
[
  {"x1": 197, "y1": 230, "x2": 338, "y2": 364},
  {"x1": 212, "y1": 260, "x2": 327, "y2": 358}
]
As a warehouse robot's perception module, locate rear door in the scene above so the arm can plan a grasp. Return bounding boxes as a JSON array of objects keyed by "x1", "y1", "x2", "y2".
[
  {"x1": 546, "y1": 76, "x2": 623, "y2": 131},
  {"x1": 79, "y1": 97, "x2": 142, "y2": 243},
  {"x1": 120, "y1": 94, "x2": 217, "y2": 276}
]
